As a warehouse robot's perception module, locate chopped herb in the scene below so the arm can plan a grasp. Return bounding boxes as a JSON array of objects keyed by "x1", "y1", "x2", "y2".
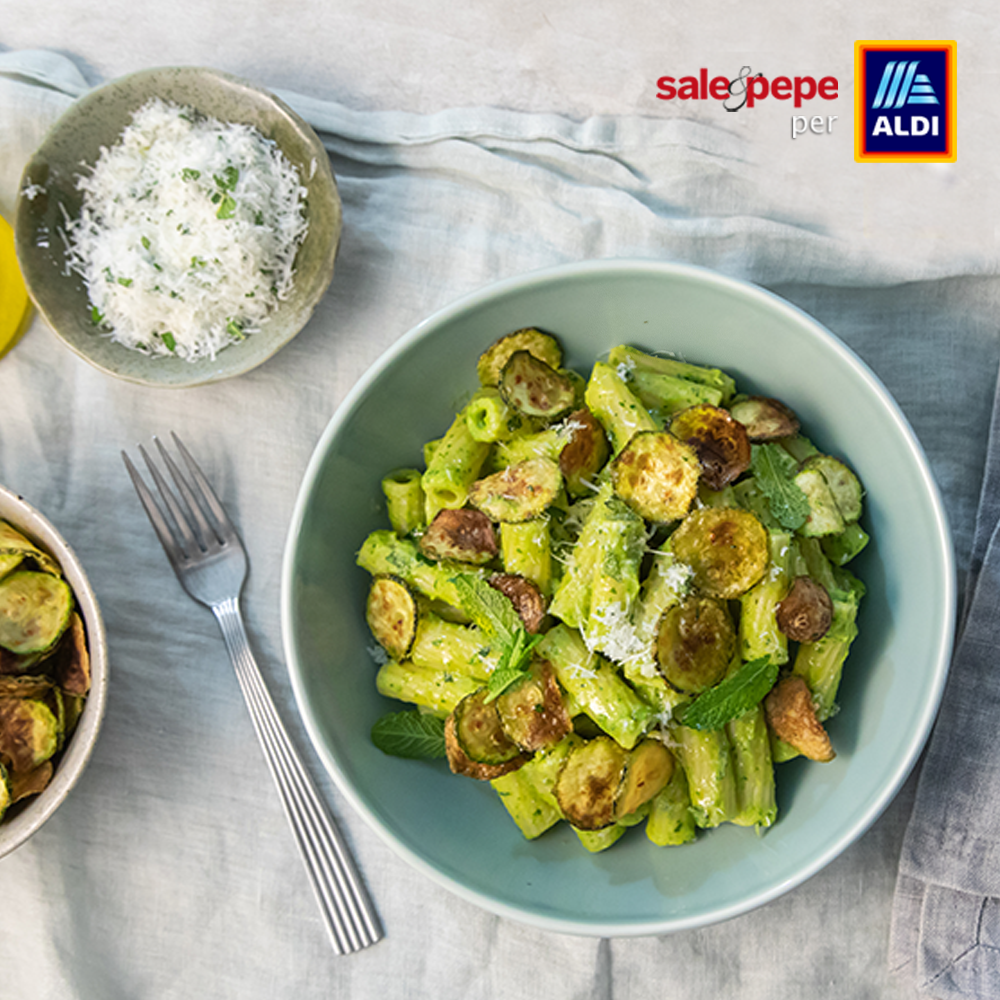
[
  {"x1": 181, "y1": 167, "x2": 201, "y2": 181},
  {"x1": 214, "y1": 165, "x2": 239, "y2": 191},
  {"x1": 226, "y1": 318, "x2": 245, "y2": 341},
  {"x1": 116, "y1": 276, "x2": 133, "y2": 287},
  {"x1": 141, "y1": 235, "x2": 151, "y2": 250},
  {"x1": 161, "y1": 331, "x2": 177, "y2": 352},
  {"x1": 216, "y1": 192, "x2": 237, "y2": 219},
  {"x1": 90, "y1": 305, "x2": 104, "y2": 326}
]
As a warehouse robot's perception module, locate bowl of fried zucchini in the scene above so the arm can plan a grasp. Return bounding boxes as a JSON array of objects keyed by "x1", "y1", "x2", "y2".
[
  {"x1": 282, "y1": 259, "x2": 954, "y2": 935},
  {"x1": 0, "y1": 484, "x2": 107, "y2": 858}
]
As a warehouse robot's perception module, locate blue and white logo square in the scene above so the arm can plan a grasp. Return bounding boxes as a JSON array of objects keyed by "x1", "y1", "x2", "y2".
[{"x1": 856, "y1": 42, "x2": 956, "y2": 162}]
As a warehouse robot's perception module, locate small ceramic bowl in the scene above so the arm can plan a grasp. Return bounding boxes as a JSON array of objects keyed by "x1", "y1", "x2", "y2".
[
  {"x1": 282, "y1": 259, "x2": 955, "y2": 936},
  {"x1": 13, "y1": 66, "x2": 341, "y2": 387},
  {"x1": 0, "y1": 484, "x2": 108, "y2": 859}
]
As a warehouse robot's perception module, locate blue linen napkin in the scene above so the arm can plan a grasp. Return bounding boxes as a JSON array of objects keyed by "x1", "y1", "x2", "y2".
[{"x1": 890, "y1": 366, "x2": 1000, "y2": 998}]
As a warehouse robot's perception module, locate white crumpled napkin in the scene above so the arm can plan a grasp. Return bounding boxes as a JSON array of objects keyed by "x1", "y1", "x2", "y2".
[{"x1": 890, "y1": 365, "x2": 1000, "y2": 999}]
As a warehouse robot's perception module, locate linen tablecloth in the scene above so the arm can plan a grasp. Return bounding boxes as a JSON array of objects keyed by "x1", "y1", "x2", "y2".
[{"x1": 1, "y1": 32, "x2": 998, "y2": 1000}]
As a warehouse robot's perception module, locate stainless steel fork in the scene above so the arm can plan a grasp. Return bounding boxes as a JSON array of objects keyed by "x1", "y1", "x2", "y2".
[{"x1": 123, "y1": 432, "x2": 382, "y2": 955}]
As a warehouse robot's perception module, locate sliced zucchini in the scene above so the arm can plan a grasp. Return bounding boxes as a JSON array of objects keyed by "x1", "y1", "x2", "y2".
[
  {"x1": 554, "y1": 735, "x2": 627, "y2": 830},
  {"x1": 499, "y1": 350, "x2": 577, "y2": 421},
  {"x1": 0, "y1": 697, "x2": 59, "y2": 773},
  {"x1": 655, "y1": 597, "x2": 735, "y2": 693},
  {"x1": 728, "y1": 396, "x2": 800, "y2": 442},
  {"x1": 488, "y1": 573, "x2": 547, "y2": 634},
  {"x1": 0, "y1": 674, "x2": 54, "y2": 699},
  {"x1": 477, "y1": 328, "x2": 563, "y2": 387},
  {"x1": 468, "y1": 458, "x2": 562, "y2": 522},
  {"x1": 0, "y1": 521, "x2": 61, "y2": 577},
  {"x1": 558, "y1": 408, "x2": 610, "y2": 497},
  {"x1": 794, "y1": 465, "x2": 845, "y2": 537},
  {"x1": 669, "y1": 508, "x2": 769, "y2": 599},
  {"x1": 365, "y1": 575, "x2": 418, "y2": 661},
  {"x1": 610, "y1": 430, "x2": 700, "y2": 523},
  {"x1": 495, "y1": 660, "x2": 572, "y2": 752},
  {"x1": 8, "y1": 759, "x2": 53, "y2": 804},
  {"x1": 0, "y1": 571, "x2": 73, "y2": 655},
  {"x1": 615, "y1": 739, "x2": 675, "y2": 819},
  {"x1": 669, "y1": 403, "x2": 752, "y2": 490},
  {"x1": 763, "y1": 674, "x2": 835, "y2": 762},
  {"x1": 0, "y1": 761, "x2": 8, "y2": 820},
  {"x1": 51, "y1": 613, "x2": 91, "y2": 697},
  {"x1": 449, "y1": 688, "x2": 526, "y2": 770},
  {"x1": 418, "y1": 508, "x2": 498, "y2": 565},
  {"x1": 803, "y1": 454, "x2": 863, "y2": 523},
  {"x1": 0, "y1": 552, "x2": 22, "y2": 582},
  {"x1": 776, "y1": 576, "x2": 833, "y2": 643}
]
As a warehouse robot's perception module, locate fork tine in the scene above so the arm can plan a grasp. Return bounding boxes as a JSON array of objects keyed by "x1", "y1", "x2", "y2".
[
  {"x1": 122, "y1": 450, "x2": 186, "y2": 562},
  {"x1": 153, "y1": 436, "x2": 221, "y2": 549},
  {"x1": 139, "y1": 442, "x2": 203, "y2": 555},
  {"x1": 170, "y1": 432, "x2": 237, "y2": 539}
]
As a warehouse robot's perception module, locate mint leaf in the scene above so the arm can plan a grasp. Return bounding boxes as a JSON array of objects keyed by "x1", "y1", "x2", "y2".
[
  {"x1": 451, "y1": 574, "x2": 522, "y2": 643},
  {"x1": 750, "y1": 443, "x2": 810, "y2": 531},
  {"x1": 452, "y1": 574, "x2": 537, "y2": 701},
  {"x1": 371, "y1": 710, "x2": 446, "y2": 759},
  {"x1": 676, "y1": 656, "x2": 779, "y2": 731}
]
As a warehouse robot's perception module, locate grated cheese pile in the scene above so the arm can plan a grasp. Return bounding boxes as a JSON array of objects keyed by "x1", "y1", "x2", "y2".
[{"x1": 63, "y1": 98, "x2": 308, "y2": 361}]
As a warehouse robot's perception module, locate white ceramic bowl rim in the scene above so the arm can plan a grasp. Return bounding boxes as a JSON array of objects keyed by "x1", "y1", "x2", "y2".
[
  {"x1": 281, "y1": 258, "x2": 955, "y2": 935},
  {"x1": 0, "y1": 484, "x2": 108, "y2": 859}
]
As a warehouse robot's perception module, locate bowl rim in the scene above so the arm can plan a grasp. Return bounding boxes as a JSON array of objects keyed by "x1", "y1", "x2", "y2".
[
  {"x1": 280, "y1": 257, "x2": 956, "y2": 935},
  {"x1": 0, "y1": 483, "x2": 109, "y2": 859},
  {"x1": 13, "y1": 63, "x2": 341, "y2": 388}
]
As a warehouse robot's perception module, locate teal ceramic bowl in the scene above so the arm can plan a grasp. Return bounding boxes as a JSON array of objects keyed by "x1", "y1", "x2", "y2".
[
  {"x1": 14, "y1": 66, "x2": 341, "y2": 388},
  {"x1": 281, "y1": 259, "x2": 954, "y2": 936}
]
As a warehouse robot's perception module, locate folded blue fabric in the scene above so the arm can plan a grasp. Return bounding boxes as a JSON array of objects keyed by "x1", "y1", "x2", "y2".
[{"x1": 891, "y1": 369, "x2": 1000, "y2": 998}]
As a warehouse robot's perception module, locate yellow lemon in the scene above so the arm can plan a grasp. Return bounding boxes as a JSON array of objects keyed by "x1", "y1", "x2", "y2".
[{"x1": 0, "y1": 214, "x2": 32, "y2": 358}]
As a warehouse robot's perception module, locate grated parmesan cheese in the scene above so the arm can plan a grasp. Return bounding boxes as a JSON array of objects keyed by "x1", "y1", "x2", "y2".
[{"x1": 63, "y1": 98, "x2": 308, "y2": 361}]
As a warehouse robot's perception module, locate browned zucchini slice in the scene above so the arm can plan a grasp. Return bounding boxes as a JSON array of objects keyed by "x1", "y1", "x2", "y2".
[
  {"x1": 776, "y1": 576, "x2": 833, "y2": 643},
  {"x1": 559, "y1": 408, "x2": 610, "y2": 497},
  {"x1": 669, "y1": 507, "x2": 769, "y2": 598},
  {"x1": 477, "y1": 328, "x2": 563, "y2": 387},
  {"x1": 365, "y1": 575, "x2": 418, "y2": 661},
  {"x1": 468, "y1": 458, "x2": 562, "y2": 522},
  {"x1": 488, "y1": 573, "x2": 547, "y2": 633},
  {"x1": 615, "y1": 739, "x2": 675, "y2": 819},
  {"x1": 8, "y1": 759, "x2": 53, "y2": 804},
  {"x1": 499, "y1": 350, "x2": 577, "y2": 421},
  {"x1": 803, "y1": 454, "x2": 863, "y2": 523},
  {"x1": 419, "y1": 508, "x2": 498, "y2": 564},
  {"x1": 669, "y1": 403, "x2": 751, "y2": 491},
  {"x1": 447, "y1": 688, "x2": 526, "y2": 776},
  {"x1": 729, "y1": 396, "x2": 800, "y2": 441},
  {"x1": 0, "y1": 571, "x2": 73, "y2": 655},
  {"x1": 495, "y1": 660, "x2": 571, "y2": 752},
  {"x1": 0, "y1": 697, "x2": 59, "y2": 773},
  {"x1": 50, "y1": 613, "x2": 91, "y2": 697},
  {"x1": 764, "y1": 674, "x2": 834, "y2": 762},
  {"x1": 0, "y1": 521, "x2": 61, "y2": 577},
  {"x1": 655, "y1": 596, "x2": 735, "y2": 693},
  {"x1": 554, "y1": 735, "x2": 627, "y2": 830},
  {"x1": 610, "y1": 430, "x2": 700, "y2": 523}
]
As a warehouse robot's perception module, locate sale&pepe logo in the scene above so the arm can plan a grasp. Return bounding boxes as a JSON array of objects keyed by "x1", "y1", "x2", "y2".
[{"x1": 855, "y1": 41, "x2": 956, "y2": 162}]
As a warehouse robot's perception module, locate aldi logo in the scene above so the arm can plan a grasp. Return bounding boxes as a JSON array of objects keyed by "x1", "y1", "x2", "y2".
[{"x1": 855, "y1": 41, "x2": 956, "y2": 162}]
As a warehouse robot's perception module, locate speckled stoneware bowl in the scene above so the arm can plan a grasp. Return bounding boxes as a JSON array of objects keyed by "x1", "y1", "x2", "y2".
[
  {"x1": 13, "y1": 66, "x2": 341, "y2": 388},
  {"x1": 0, "y1": 484, "x2": 108, "y2": 860},
  {"x1": 282, "y1": 259, "x2": 955, "y2": 936}
]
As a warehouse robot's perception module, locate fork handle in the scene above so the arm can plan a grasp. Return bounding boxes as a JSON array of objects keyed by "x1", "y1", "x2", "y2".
[{"x1": 212, "y1": 596, "x2": 383, "y2": 954}]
